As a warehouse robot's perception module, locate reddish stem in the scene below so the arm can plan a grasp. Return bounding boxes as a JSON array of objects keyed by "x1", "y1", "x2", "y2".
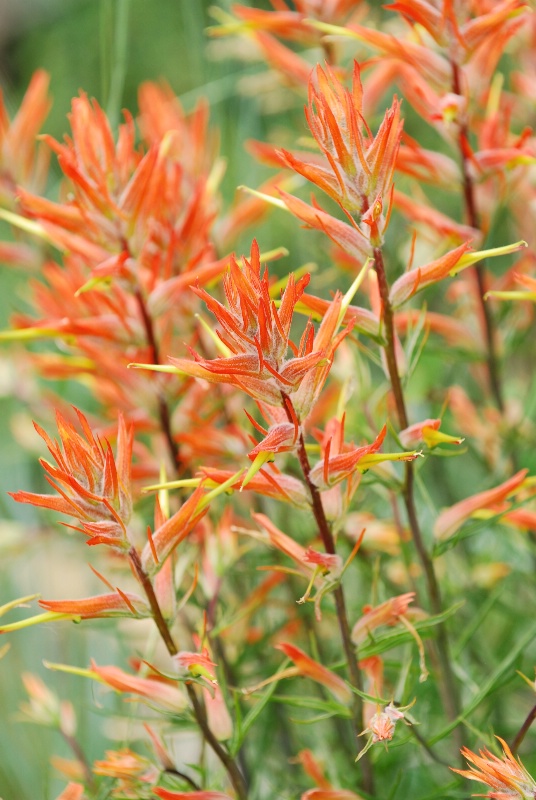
[
  {"x1": 133, "y1": 286, "x2": 181, "y2": 469},
  {"x1": 60, "y1": 729, "x2": 97, "y2": 792},
  {"x1": 511, "y1": 703, "x2": 536, "y2": 756},
  {"x1": 283, "y1": 394, "x2": 375, "y2": 796},
  {"x1": 128, "y1": 547, "x2": 248, "y2": 799},
  {"x1": 373, "y1": 246, "x2": 462, "y2": 747},
  {"x1": 451, "y1": 60, "x2": 504, "y2": 412}
]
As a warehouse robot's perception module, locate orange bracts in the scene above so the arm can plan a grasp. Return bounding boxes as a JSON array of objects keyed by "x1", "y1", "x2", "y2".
[
  {"x1": 301, "y1": 792, "x2": 365, "y2": 800},
  {"x1": 154, "y1": 791, "x2": 233, "y2": 800},
  {"x1": 386, "y1": 0, "x2": 528, "y2": 55},
  {"x1": 90, "y1": 661, "x2": 187, "y2": 713},
  {"x1": 356, "y1": 700, "x2": 415, "y2": 761},
  {"x1": 53, "y1": 785, "x2": 85, "y2": 800},
  {"x1": 141, "y1": 484, "x2": 209, "y2": 576},
  {"x1": 452, "y1": 737, "x2": 536, "y2": 800},
  {"x1": 92, "y1": 748, "x2": 158, "y2": 792},
  {"x1": 168, "y1": 239, "x2": 353, "y2": 420},
  {"x1": 38, "y1": 591, "x2": 150, "y2": 620},
  {"x1": 19, "y1": 672, "x2": 75, "y2": 734},
  {"x1": 19, "y1": 87, "x2": 219, "y2": 282},
  {"x1": 174, "y1": 647, "x2": 218, "y2": 684},
  {"x1": 276, "y1": 642, "x2": 352, "y2": 704},
  {"x1": 279, "y1": 62, "x2": 402, "y2": 246},
  {"x1": 399, "y1": 418, "x2": 464, "y2": 448},
  {"x1": 351, "y1": 593, "x2": 416, "y2": 644},
  {"x1": 10, "y1": 408, "x2": 133, "y2": 550},
  {"x1": 0, "y1": 69, "x2": 51, "y2": 204},
  {"x1": 389, "y1": 241, "x2": 526, "y2": 307},
  {"x1": 434, "y1": 469, "x2": 530, "y2": 540}
]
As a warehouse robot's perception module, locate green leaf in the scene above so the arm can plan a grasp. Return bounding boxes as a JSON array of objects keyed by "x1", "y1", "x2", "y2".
[
  {"x1": 428, "y1": 620, "x2": 536, "y2": 745},
  {"x1": 357, "y1": 602, "x2": 464, "y2": 659},
  {"x1": 229, "y1": 676, "x2": 281, "y2": 757},
  {"x1": 403, "y1": 305, "x2": 429, "y2": 382},
  {"x1": 453, "y1": 584, "x2": 504, "y2": 659},
  {"x1": 272, "y1": 693, "x2": 351, "y2": 716}
]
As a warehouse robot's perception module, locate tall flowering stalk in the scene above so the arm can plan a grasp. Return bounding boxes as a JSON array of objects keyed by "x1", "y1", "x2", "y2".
[
  {"x1": 253, "y1": 59, "x2": 468, "y2": 737},
  {"x1": 6, "y1": 408, "x2": 248, "y2": 799},
  {"x1": 141, "y1": 238, "x2": 377, "y2": 792},
  {"x1": 237, "y1": 40, "x2": 528, "y2": 758}
]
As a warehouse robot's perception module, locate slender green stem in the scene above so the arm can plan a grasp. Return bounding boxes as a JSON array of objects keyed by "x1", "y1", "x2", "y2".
[
  {"x1": 128, "y1": 547, "x2": 248, "y2": 799},
  {"x1": 373, "y1": 246, "x2": 462, "y2": 748},
  {"x1": 283, "y1": 395, "x2": 375, "y2": 796},
  {"x1": 451, "y1": 60, "x2": 504, "y2": 412}
]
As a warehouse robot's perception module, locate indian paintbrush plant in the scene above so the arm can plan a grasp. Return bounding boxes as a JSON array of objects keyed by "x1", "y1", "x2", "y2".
[{"x1": 1, "y1": 2, "x2": 536, "y2": 799}]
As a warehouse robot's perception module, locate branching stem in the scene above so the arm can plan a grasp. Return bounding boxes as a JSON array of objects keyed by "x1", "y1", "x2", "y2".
[
  {"x1": 128, "y1": 547, "x2": 248, "y2": 799},
  {"x1": 283, "y1": 394, "x2": 375, "y2": 796},
  {"x1": 373, "y1": 246, "x2": 461, "y2": 748},
  {"x1": 511, "y1": 703, "x2": 536, "y2": 755},
  {"x1": 451, "y1": 60, "x2": 504, "y2": 412},
  {"x1": 134, "y1": 286, "x2": 181, "y2": 469}
]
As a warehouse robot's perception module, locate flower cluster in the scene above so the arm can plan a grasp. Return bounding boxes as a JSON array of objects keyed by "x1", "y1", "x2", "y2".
[
  {"x1": 10, "y1": 409, "x2": 133, "y2": 550},
  {"x1": 165, "y1": 238, "x2": 353, "y2": 421}
]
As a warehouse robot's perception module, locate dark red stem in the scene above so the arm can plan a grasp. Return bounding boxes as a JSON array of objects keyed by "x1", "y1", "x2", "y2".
[
  {"x1": 128, "y1": 547, "x2": 247, "y2": 799},
  {"x1": 283, "y1": 395, "x2": 375, "y2": 796},
  {"x1": 451, "y1": 61, "x2": 504, "y2": 412},
  {"x1": 373, "y1": 246, "x2": 461, "y2": 746},
  {"x1": 511, "y1": 703, "x2": 536, "y2": 755},
  {"x1": 134, "y1": 285, "x2": 181, "y2": 470}
]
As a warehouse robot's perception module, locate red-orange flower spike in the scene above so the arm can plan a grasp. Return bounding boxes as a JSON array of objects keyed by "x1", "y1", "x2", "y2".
[
  {"x1": 399, "y1": 418, "x2": 464, "y2": 448},
  {"x1": 141, "y1": 484, "x2": 209, "y2": 576},
  {"x1": 0, "y1": 69, "x2": 51, "y2": 203},
  {"x1": 276, "y1": 642, "x2": 352, "y2": 704},
  {"x1": 174, "y1": 647, "x2": 218, "y2": 683},
  {"x1": 452, "y1": 737, "x2": 536, "y2": 799},
  {"x1": 434, "y1": 469, "x2": 530, "y2": 541},
  {"x1": 90, "y1": 661, "x2": 187, "y2": 713},
  {"x1": 53, "y1": 783, "x2": 85, "y2": 800},
  {"x1": 226, "y1": 0, "x2": 364, "y2": 42},
  {"x1": 169, "y1": 239, "x2": 353, "y2": 418},
  {"x1": 20, "y1": 672, "x2": 75, "y2": 733},
  {"x1": 39, "y1": 591, "x2": 150, "y2": 620},
  {"x1": 388, "y1": 0, "x2": 528, "y2": 56},
  {"x1": 201, "y1": 466, "x2": 310, "y2": 508},
  {"x1": 309, "y1": 422, "x2": 387, "y2": 489},
  {"x1": 93, "y1": 748, "x2": 158, "y2": 792},
  {"x1": 296, "y1": 749, "x2": 332, "y2": 790},
  {"x1": 351, "y1": 592, "x2": 417, "y2": 644},
  {"x1": 280, "y1": 62, "x2": 402, "y2": 243},
  {"x1": 19, "y1": 87, "x2": 219, "y2": 283},
  {"x1": 301, "y1": 791, "x2": 364, "y2": 800},
  {"x1": 10, "y1": 409, "x2": 133, "y2": 551}
]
